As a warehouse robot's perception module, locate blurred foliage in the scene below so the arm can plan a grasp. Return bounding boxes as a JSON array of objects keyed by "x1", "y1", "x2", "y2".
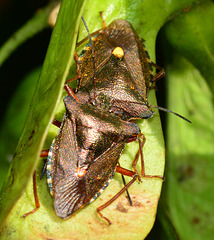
[{"x1": 158, "y1": 1, "x2": 214, "y2": 238}]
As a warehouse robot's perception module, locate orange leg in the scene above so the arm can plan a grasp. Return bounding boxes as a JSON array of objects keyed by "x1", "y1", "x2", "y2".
[
  {"x1": 151, "y1": 62, "x2": 165, "y2": 85},
  {"x1": 52, "y1": 119, "x2": 61, "y2": 128},
  {"x1": 66, "y1": 52, "x2": 81, "y2": 84},
  {"x1": 40, "y1": 150, "x2": 49, "y2": 158},
  {"x1": 22, "y1": 171, "x2": 40, "y2": 218},
  {"x1": 64, "y1": 84, "x2": 80, "y2": 102},
  {"x1": 99, "y1": 11, "x2": 106, "y2": 28},
  {"x1": 97, "y1": 166, "x2": 137, "y2": 225},
  {"x1": 134, "y1": 133, "x2": 164, "y2": 180}
]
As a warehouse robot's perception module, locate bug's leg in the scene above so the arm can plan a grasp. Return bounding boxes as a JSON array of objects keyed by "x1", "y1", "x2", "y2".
[
  {"x1": 63, "y1": 52, "x2": 81, "y2": 102},
  {"x1": 118, "y1": 162, "x2": 133, "y2": 206},
  {"x1": 119, "y1": 135, "x2": 139, "y2": 206},
  {"x1": 97, "y1": 167, "x2": 138, "y2": 225},
  {"x1": 22, "y1": 171, "x2": 40, "y2": 218},
  {"x1": 137, "y1": 133, "x2": 164, "y2": 180},
  {"x1": 52, "y1": 119, "x2": 61, "y2": 128},
  {"x1": 40, "y1": 150, "x2": 49, "y2": 158},
  {"x1": 150, "y1": 62, "x2": 165, "y2": 85},
  {"x1": 64, "y1": 84, "x2": 80, "y2": 102},
  {"x1": 121, "y1": 174, "x2": 133, "y2": 206},
  {"x1": 131, "y1": 149, "x2": 141, "y2": 180},
  {"x1": 40, "y1": 151, "x2": 49, "y2": 180},
  {"x1": 99, "y1": 11, "x2": 106, "y2": 28},
  {"x1": 126, "y1": 134, "x2": 142, "y2": 181},
  {"x1": 22, "y1": 149, "x2": 52, "y2": 218},
  {"x1": 66, "y1": 52, "x2": 81, "y2": 84}
]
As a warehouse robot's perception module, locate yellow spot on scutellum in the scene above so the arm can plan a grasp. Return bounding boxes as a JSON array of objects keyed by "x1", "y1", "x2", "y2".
[{"x1": 112, "y1": 47, "x2": 124, "y2": 59}]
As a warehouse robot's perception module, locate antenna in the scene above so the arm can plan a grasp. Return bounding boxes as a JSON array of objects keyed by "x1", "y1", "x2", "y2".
[
  {"x1": 151, "y1": 105, "x2": 192, "y2": 123},
  {"x1": 111, "y1": 99, "x2": 191, "y2": 123},
  {"x1": 81, "y1": 17, "x2": 97, "y2": 102}
]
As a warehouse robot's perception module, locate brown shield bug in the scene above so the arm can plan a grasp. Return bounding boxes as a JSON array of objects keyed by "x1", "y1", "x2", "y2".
[
  {"x1": 46, "y1": 96, "x2": 141, "y2": 222},
  {"x1": 70, "y1": 15, "x2": 189, "y2": 123},
  {"x1": 73, "y1": 17, "x2": 163, "y2": 121},
  {"x1": 23, "y1": 87, "x2": 147, "y2": 224}
]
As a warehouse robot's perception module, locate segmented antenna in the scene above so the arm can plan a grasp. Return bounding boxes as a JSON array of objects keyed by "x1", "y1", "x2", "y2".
[
  {"x1": 111, "y1": 99, "x2": 191, "y2": 123},
  {"x1": 151, "y1": 105, "x2": 192, "y2": 123},
  {"x1": 81, "y1": 17, "x2": 97, "y2": 103}
]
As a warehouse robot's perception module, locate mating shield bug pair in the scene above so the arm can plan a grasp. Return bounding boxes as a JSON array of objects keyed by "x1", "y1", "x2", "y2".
[{"x1": 23, "y1": 14, "x2": 190, "y2": 225}]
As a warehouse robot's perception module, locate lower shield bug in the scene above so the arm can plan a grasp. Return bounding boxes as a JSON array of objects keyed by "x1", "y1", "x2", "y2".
[
  {"x1": 46, "y1": 96, "x2": 142, "y2": 222},
  {"x1": 23, "y1": 88, "x2": 153, "y2": 224}
]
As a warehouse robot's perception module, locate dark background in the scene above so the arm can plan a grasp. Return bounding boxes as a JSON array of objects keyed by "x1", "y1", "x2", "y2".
[{"x1": 0, "y1": 0, "x2": 50, "y2": 124}]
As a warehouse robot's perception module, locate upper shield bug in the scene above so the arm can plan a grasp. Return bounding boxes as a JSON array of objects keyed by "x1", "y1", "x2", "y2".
[
  {"x1": 71, "y1": 14, "x2": 190, "y2": 123},
  {"x1": 70, "y1": 13, "x2": 190, "y2": 122},
  {"x1": 74, "y1": 17, "x2": 162, "y2": 121}
]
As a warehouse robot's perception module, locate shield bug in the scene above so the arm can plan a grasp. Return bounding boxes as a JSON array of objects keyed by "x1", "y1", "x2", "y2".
[
  {"x1": 23, "y1": 90, "x2": 145, "y2": 224},
  {"x1": 74, "y1": 17, "x2": 190, "y2": 123},
  {"x1": 73, "y1": 17, "x2": 163, "y2": 121},
  {"x1": 46, "y1": 96, "x2": 141, "y2": 221}
]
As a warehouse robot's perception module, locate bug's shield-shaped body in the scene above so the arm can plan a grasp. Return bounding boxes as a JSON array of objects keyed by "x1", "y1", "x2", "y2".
[
  {"x1": 47, "y1": 96, "x2": 140, "y2": 218},
  {"x1": 77, "y1": 19, "x2": 154, "y2": 121}
]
